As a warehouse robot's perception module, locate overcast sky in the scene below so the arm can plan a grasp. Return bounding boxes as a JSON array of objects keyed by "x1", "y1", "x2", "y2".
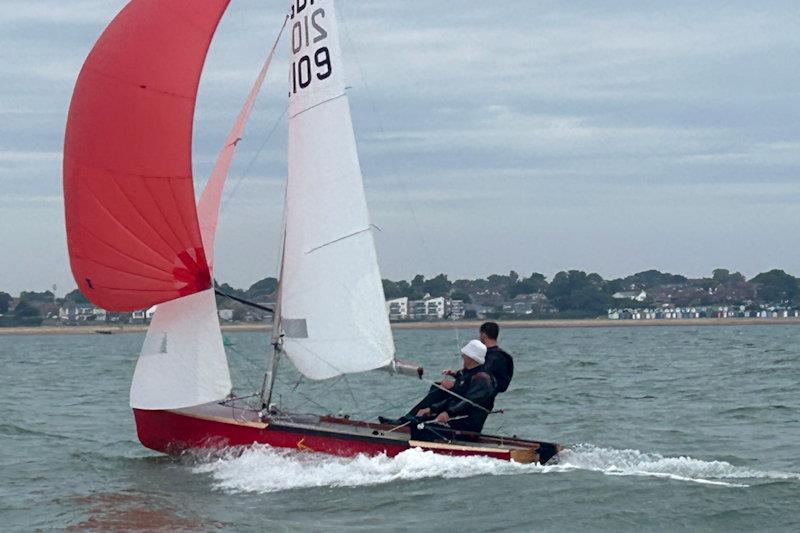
[{"x1": 1, "y1": 0, "x2": 799, "y2": 295}]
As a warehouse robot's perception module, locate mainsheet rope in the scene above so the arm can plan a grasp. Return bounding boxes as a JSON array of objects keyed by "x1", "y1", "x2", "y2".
[{"x1": 420, "y1": 377, "x2": 503, "y2": 416}]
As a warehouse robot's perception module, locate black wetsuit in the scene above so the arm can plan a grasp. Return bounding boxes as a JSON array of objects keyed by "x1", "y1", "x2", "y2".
[
  {"x1": 407, "y1": 365, "x2": 496, "y2": 433},
  {"x1": 484, "y1": 345, "x2": 513, "y2": 409}
]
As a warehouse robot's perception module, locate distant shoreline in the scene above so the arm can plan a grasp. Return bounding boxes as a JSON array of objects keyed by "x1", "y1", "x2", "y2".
[{"x1": 2, "y1": 317, "x2": 800, "y2": 335}]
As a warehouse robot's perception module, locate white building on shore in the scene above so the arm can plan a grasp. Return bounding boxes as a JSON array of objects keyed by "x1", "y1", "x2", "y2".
[
  {"x1": 386, "y1": 296, "x2": 464, "y2": 321},
  {"x1": 385, "y1": 297, "x2": 409, "y2": 320},
  {"x1": 612, "y1": 290, "x2": 647, "y2": 302},
  {"x1": 416, "y1": 296, "x2": 446, "y2": 319},
  {"x1": 449, "y1": 300, "x2": 465, "y2": 320},
  {"x1": 58, "y1": 304, "x2": 106, "y2": 323}
]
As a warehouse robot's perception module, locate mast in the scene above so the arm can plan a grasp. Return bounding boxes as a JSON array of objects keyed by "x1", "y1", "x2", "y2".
[
  {"x1": 261, "y1": 214, "x2": 288, "y2": 410},
  {"x1": 260, "y1": 320, "x2": 282, "y2": 410},
  {"x1": 260, "y1": 296, "x2": 283, "y2": 411}
]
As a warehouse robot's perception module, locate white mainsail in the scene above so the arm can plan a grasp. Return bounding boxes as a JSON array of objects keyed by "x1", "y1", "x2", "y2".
[{"x1": 279, "y1": 0, "x2": 395, "y2": 380}]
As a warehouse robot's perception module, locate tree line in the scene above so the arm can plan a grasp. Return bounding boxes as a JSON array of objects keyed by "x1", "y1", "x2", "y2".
[
  {"x1": 381, "y1": 268, "x2": 800, "y2": 318},
  {"x1": 2, "y1": 268, "x2": 800, "y2": 324}
]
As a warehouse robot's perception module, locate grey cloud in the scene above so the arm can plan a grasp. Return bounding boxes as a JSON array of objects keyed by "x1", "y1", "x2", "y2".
[{"x1": 1, "y1": 0, "x2": 799, "y2": 293}]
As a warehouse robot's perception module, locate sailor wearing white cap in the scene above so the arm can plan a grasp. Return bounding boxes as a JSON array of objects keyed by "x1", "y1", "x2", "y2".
[
  {"x1": 460, "y1": 339, "x2": 487, "y2": 365},
  {"x1": 379, "y1": 339, "x2": 497, "y2": 433}
]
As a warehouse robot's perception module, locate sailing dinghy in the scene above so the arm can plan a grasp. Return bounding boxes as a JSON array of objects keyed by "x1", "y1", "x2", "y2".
[{"x1": 63, "y1": 0, "x2": 561, "y2": 465}]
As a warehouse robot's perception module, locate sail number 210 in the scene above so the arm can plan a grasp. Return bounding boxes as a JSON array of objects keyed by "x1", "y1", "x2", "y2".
[{"x1": 290, "y1": 2, "x2": 331, "y2": 96}]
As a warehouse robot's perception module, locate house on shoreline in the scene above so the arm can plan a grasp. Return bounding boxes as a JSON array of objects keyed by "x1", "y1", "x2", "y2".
[
  {"x1": 385, "y1": 295, "x2": 465, "y2": 321},
  {"x1": 608, "y1": 304, "x2": 800, "y2": 321}
]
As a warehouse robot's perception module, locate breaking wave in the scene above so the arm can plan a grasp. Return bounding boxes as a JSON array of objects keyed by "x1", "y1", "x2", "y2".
[
  {"x1": 190, "y1": 443, "x2": 800, "y2": 493},
  {"x1": 191, "y1": 446, "x2": 535, "y2": 493},
  {"x1": 555, "y1": 444, "x2": 800, "y2": 488}
]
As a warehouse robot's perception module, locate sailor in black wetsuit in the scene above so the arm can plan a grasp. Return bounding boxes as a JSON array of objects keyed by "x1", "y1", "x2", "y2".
[
  {"x1": 479, "y1": 322, "x2": 514, "y2": 406},
  {"x1": 379, "y1": 323, "x2": 515, "y2": 428},
  {"x1": 379, "y1": 340, "x2": 495, "y2": 434},
  {"x1": 415, "y1": 339, "x2": 495, "y2": 433}
]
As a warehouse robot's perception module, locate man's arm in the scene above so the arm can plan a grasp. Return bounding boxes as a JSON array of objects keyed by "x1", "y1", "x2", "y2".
[
  {"x1": 442, "y1": 373, "x2": 495, "y2": 417},
  {"x1": 428, "y1": 398, "x2": 449, "y2": 414}
]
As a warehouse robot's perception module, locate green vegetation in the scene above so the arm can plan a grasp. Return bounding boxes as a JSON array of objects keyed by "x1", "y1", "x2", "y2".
[
  {"x1": 0, "y1": 292, "x2": 11, "y2": 314},
  {"x1": 19, "y1": 290, "x2": 54, "y2": 303},
  {"x1": 546, "y1": 271, "x2": 611, "y2": 317},
  {"x1": 4, "y1": 267, "x2": 800, "y2": 326},
  {"x1": 378, "y1": 267, "x2": 800, "y2": 319},
  {"x1": 0, "y1": 298, "x2": 43, "y2": 327},
  {"x1": 749, "y1": 269, "x2": 798, "y2": 303},
  {"x1": 64, "y1": 288, "x2": 89, "y2": 303}
]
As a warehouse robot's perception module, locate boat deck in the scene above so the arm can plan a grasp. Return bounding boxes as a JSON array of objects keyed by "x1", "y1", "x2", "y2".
[{"x1": 164, "y1": 399, "x2": 560, "y2": 464}]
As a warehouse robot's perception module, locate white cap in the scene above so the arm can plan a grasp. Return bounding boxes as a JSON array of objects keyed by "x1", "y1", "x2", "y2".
[{"x1": 461, "y1": 339, "x2": 487, "y2": 364}]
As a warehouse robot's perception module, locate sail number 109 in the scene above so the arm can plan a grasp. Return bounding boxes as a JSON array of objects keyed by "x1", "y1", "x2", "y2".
[{"x1": 290, "y1": 6, "x2": 331, "y2": 95}]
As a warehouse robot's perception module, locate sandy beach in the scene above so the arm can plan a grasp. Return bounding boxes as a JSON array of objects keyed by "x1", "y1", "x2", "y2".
[{"x1": 2, "y1": 317, "x2": 800, "y2": 335}]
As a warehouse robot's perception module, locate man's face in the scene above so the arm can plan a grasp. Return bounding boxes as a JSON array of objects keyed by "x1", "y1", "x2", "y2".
[
  {"x1": 479, "y1": 331, "x2": 487, "y2": 344},
  {"x1": 462, "y1": 354, "x2": 479, "y2": 369}
]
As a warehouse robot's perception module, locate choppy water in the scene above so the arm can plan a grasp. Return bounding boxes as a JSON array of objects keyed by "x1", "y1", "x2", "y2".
[{"x1": 1, "y1": 325, "x2": 799, "y2": 531}]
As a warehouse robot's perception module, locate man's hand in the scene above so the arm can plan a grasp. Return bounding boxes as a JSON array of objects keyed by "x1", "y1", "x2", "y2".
[
  {"x1": 416, "y1": 407, "x2": 431, "y2": 417},
  {"x1": 434, "y1": 411, "x2": 450, "y2": 424},
  {"x1": 442, "y1": 368, "x2": 457, "y2": 377},
  {"x1": 439, "y1": 380, "x2": 454, "y2": 390}
]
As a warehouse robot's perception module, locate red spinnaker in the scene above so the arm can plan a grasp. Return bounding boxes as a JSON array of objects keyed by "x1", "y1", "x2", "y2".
[{"x1": 63, "y1": 0, "x2": 230, "y2": 311}]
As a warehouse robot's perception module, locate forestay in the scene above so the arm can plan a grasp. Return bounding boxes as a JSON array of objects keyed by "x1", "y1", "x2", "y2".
[
  {"x1": 280, "y1": 0, "x2": 394, "y2": 380},
  {"x1": 197, "y1": 17, "x2": 287, "y2": 270}
]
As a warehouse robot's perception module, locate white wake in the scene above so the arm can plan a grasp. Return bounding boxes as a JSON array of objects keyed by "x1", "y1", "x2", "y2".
[
  {"x1": 191, "y1": 446, "x2": 536, "y2": 493},
  {"x1": 554, "y1": 444, "x2": 800, "y2": 488},
  {"x1": 191, "y1": 443, "x2": 800, "y2": 493}
]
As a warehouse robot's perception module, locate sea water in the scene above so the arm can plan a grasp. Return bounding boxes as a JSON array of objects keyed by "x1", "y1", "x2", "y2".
[{"x1": 1, "y1": 325, "x2": 799, "y2": 531}]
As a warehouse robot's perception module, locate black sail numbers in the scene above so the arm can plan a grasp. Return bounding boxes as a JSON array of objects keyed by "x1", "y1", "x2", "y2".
[{"x1": 289, "y1": 0, "x2": 332, "y2": 96}]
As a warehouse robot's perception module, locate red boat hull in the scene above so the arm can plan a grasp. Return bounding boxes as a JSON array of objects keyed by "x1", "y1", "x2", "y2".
[
  {"x1": 132, "y1": 406, "x2": 557, "y2": 463},
  {"x1": 134, "y1": 408, "x2": 409, "y2": 458}
]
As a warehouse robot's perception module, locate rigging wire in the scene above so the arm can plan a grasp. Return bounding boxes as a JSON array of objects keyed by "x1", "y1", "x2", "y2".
[
  {"x1": 336, "y1": 2, "x2": 435, "y2": 262},
  {"x1": 340, "y1": 374, "x2": 359, "y2": 408},
  {"x1": 222, "y1": 338, "x2": 267, "y2": 395},
  {"x1": 272, "y1": 373, "x2": 345, "y2": 414},
  {"x1": 216, "y1": 14, "x2": 289, "y2": 220},
  {"x1": 337, "y1": 1, "x2": 466, "y2": 356},
  {"x1": 219, "y1": 107, "x2": 287, "y2": 219},
  {"x1": 214, "y1": 287, "x2": 274, "y2": 312}
]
